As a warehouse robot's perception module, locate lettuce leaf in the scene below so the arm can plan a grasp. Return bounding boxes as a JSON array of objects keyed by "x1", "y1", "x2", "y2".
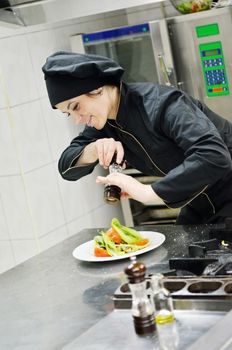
[{"x1": 111, "y1": 218, "x2": 143, "y2": 244}]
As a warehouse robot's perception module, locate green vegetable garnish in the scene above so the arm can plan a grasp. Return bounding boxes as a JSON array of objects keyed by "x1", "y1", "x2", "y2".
[
  {"x1": 111, "y1": 218, "x2": 143, "y2": 244},
  {"x1": 93, "y1": 218, "x2": 151, "y2": 257}
]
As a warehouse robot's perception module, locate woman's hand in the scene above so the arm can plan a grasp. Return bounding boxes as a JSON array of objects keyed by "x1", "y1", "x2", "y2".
[
  {"x1": 77, "y1": 138, "x2": 124, "y2": 168},
  {"x1": 95, "y1": 138, "x2": 124, "y2": 168},
  {"x1": 96, "y1": 172, "x2": 163, "y2": 205}
]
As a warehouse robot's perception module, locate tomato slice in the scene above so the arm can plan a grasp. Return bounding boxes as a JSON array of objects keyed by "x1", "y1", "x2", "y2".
[
  {"x1": 135, "y1": 239, "x2": 149, "y2": 246},
  {"x1": 106, "y1": 227, "x2": 122, "y2": 244},
  {"x1": 94, "y1": 246, "x2": 110, "y2": 257}
]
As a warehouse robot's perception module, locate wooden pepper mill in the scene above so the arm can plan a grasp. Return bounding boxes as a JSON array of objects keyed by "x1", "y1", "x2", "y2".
[
  {"x1": 104, "y1": 153, "x2": 122, "y2": 204},
  {"x1": 124, "y1": 257, "x2": 156, "y2": 336}
]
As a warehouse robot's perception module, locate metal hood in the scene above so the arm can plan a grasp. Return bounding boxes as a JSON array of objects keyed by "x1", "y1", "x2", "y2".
[
  {"x1": 0, "y1": 0, "x2": 43, "y2": 7},
  {"x1": 0, "y1": 0, "x2": 159, "y2": 27},
  {"x1": 0, "y1": 0, "x2": 51, "y2": 26}
]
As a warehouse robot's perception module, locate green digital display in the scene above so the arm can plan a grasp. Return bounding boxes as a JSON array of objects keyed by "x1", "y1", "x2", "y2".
[
  {"x1": 204, "y1": 49, "x2": 220, "y2": 56},
  {"x1": 196, "y1": 23, "x2": 219, "y2": 38}
]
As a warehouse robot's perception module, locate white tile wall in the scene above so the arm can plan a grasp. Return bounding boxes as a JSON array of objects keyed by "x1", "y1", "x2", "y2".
[
  {"x1": 67, "y1": 202, "x2": 123, "y2": 238},
  {"x1": 67, "y1": 212, "x2": 94, "y2": 238},
  {"x1": 0, "y1": 193, "x2": 10, "y2": 240},
  {"x1": 0, "y1": 175, "x2": 36, "y2": 240},
  {"x1": 0, "y1": 35, "x2": 38, "y2": 108},
  {"x1": 40, "y1": 98, "x2": 80, "y2": 162},
  {"x1": 57, "y1": 174, "x2": 89, "y2": 225},
  {"x1": 39, "y1": 226, "x2": 68, "y2": 252},
  {"x1": 84, "y1": 167, "x2": 107, "y2": 212},
  {"x1": 90, "y1": 202, "x2": 124, "y2": 228},
  {"x1": 53, "y1": 24, "x2": 82, "y2": 52},
  {"x1": 0, "y1": 241, "x2": 15, "y2": 274},
  {"x1": 24, "y1": 163, "x2": 66, "y2": 237},
  {"x1": 11, "y1": 239, "x2": 38, "y2": 266},
  {"x1": 0, "y1": 108, "x2": 19, "y2": 176},
  {"x1": 11, "y1": 100, "x2": 53, "y2": 172},
  {"x1": 26, "y1": 29, "x2": 57, "y2": 98}
]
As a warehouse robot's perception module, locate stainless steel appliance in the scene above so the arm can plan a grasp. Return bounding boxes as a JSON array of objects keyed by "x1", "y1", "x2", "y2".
[
  {"x1": 114, "y1": 221, "x2": 232, "y2": 307},
  {"x1": 72, "y1": 7, "x2": 232, "y2": 119},
  {"x1": 70, "y1": 7, "x2": 232, "y2": 225},
  {"x1": 83, "y1": 23, "x2": 154, "y2": 82},
  {"x1": 167, "y1": 6, "x2": 232, "y2": 120}
]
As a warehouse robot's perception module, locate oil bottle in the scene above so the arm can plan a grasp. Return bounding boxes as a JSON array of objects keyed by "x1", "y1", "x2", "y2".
[
  {"x1": 124, "y1": 257, "x2": 156, "y2": 336},
  {"x1": 104, "y1": 154, "x2": 122, "y2": 204},
  {"x1": 150, "y1": 273, "x2": 175, "y2": 324},
  {"x1": 150, "y1": 273, "x2": 179, "y2": 349}
]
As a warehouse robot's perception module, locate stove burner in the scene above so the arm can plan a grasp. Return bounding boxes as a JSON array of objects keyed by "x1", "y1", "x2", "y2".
[
  {"x1": 169, "y1": 220, "x2": 232, "y2": 276},
  {"x1": 188, "y1": 238, "x2": 232, "y2": 258},
  {"x1": 169, "y1": 258, "x2": 218, "y2": 276},
  {"x1": 209, "y1": 217, "x2": 232, "y2": 242}
]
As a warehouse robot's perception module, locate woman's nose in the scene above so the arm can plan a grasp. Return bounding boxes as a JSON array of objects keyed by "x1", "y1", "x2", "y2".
[{"x1": 74, "y1": 113, "x2": 84, "y2": 124}]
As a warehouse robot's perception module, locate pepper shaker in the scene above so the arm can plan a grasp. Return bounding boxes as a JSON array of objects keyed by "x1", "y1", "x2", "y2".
[
  {"x1": 124, "y1": 257, "x2": 156, "y2": 336},
  {"x1": 104, "y1": 154, "x2": 122, "y2": 204}
]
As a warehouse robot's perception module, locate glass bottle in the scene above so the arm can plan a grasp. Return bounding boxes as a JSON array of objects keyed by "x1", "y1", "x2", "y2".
[
  {"x1": 150, "y1": 273, "x2": 175, "y2": 324},
  {"x1": 104, "y1": 154, "x2": 122, "y2": 204},
  {"x1": 151, "y1": 274, "x2": 179, "y2": 350},
  {"x1": 124, "y1": 257, "x2": 156, "y2": 336}
]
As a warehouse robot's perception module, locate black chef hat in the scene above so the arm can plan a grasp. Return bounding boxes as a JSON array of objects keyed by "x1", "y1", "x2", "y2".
[{"x1": 42, "y1": 51, "x2": 124, "y2": 108}]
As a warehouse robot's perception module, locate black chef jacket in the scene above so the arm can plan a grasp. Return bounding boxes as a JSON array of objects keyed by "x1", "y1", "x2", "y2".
[{"x1": 58, "y1": 82, "x2": 232, "y2": 225}]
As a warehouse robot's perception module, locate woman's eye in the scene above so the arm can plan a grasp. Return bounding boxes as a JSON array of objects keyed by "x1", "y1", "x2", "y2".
[
  {"x1": 73, "y1": 103, "x2": 79, "y2": 111},
  {"x1": 64, "y1": 102, "x2": 79, "y2": 116}
]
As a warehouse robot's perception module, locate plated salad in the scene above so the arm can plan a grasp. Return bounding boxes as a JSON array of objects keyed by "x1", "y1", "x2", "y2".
[
  {"x1": 175, "y1": 0, "x2": 211, "y2": 14},
  {"x1": 94, "y1": 218, "x2": 150, "y2": 257}
]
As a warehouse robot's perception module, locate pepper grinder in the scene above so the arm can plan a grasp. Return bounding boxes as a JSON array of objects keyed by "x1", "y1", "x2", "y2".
[
  {"x1": 104, "y1": 154, "x2": 122, "y2": 204},
  {"x1": 124, "y1": 257, "x2": 156, "y2": 336}
]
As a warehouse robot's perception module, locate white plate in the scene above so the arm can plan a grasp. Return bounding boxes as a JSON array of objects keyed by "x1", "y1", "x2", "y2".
[{"x1": 72, "y1": 231, "x2": 165, "y2": 262}]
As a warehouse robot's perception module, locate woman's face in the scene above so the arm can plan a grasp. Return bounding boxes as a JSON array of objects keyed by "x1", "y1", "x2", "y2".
[{"x1": 55, "y1": 86, "x2": 118, "y2": 130}]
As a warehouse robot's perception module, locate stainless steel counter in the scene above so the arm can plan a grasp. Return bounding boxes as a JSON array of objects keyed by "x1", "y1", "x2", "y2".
[{"x1": 0, "y1": 224, "x2": 230, "y2": 349}]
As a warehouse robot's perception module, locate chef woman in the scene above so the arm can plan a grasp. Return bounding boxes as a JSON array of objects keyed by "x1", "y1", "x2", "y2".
[{"x1": 42, "y1": 51, "x2": 232, "y2": 225}]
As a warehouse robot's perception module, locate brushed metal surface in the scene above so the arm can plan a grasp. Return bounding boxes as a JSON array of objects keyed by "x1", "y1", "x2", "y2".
[{"x1": 167, "y1": 7, "x2": 232, "y2": 121}]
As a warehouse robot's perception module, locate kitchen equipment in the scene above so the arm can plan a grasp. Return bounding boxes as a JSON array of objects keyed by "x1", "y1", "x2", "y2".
[
  {"x1": 114, "y1": 275, "x2": 232, "y2": 311},
  {"x1": 73, "y1": 7, "x2": 232, "y2": 120},
  {"x1": 114, "y1": 221, "x2": 232, "y2": 311},
  {"x1": 104, "y1": 155, "x2": 122, "y2": 204},
  {"x1": 170, "y1": 222, "x2": 232, "y2": 276},
  {"x1": 167, "y1": 7, "x2": 232, "y2": 120},
  {"x1": 80, "y1": 23, "x2": 171, "y2": 85}
]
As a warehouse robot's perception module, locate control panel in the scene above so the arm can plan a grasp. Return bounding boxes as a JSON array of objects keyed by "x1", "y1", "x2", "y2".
[
  {"x1": 199, "y1": 41, "x2": 229, "y2": 97},
  {"x1": 196, "y1": 23, "x2": 229, "y2": 97}
]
